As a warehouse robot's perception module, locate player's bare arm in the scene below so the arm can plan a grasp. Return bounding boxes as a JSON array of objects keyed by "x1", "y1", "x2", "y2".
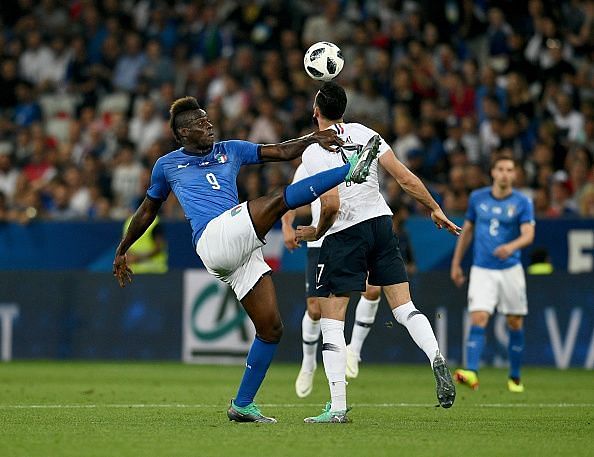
[
  {"x1": 281, "y1": 210, "x2": 300, "y2": 251},
  {"x1": 493, "y1": 222, "x2": 535, "y2": 260},
  {"x1": 379, "y1": 150, "x2": 462, "y2": 236},
  {"x1": 259, "y1": 130, "x2": 343, "y2": 162},
  {"x1": 113, "y1": 197, "x2": 162, "y2": 287},
  {"x1": 450, "y1": 220, "x2": 475, "y2": 287},
  {"x1": 295, "y1": 188, "x2": 340, "y2": 242}
]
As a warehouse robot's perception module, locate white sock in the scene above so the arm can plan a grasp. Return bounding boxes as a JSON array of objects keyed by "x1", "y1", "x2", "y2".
[
  {"x1": 349, "y1": 296, "x2": 380, "y2": 356},
  {"x1": 392, "y1": 301, "x2": 439, "y2": 364},
  {"x1": 301, "y1": 311, "x2": 321, "y2": 372},
  {"x1": 320, "y1": 318, "x2": 347, "y2": 412}
]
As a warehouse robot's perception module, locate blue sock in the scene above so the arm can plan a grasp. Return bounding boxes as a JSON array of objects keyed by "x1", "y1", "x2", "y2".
[
  {"x1": 234, "y1": 336, "x2": 278, "y2": 407},
  {"x1": 508, "y1": 328, "x2": 524, "y2": 380},
  {"x1": 283, "y1": 163, "x2": 350, "y2": 209},
  {"x1": 466, "y1": 325, "x2": 485, "y2": 372}
]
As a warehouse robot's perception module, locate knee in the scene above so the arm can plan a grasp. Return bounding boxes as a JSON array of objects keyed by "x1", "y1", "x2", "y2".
[
  {"x1": 470, "y1": 312, "x2": 490, "y2": 328},
  {"x1": 257, "y1": 320, "x2": 284, "y2": 343},
  {"x1": 506, "y1": 316, "x2": 523, "y2": 331},
  {"x1": 363, "y1": 285, "x2": 382, "y2": 301},
  {"x1": 308, "y1": 310, "x2": 321, "y2": 321}
]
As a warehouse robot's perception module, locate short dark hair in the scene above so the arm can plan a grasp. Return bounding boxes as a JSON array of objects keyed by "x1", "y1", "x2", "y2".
[
  {"x1": 169, "y1": 96, "x2": 202, "y2": 141},
  {"x1": 490, "y1": 150, "x2": 516, "y2": 169},
  {"x1": 315, "y1": 81, "x2": 347, "y2": 121}
]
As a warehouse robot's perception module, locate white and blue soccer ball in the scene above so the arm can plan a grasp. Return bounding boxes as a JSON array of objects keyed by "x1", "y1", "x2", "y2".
[{"x1": 303, "y1": 41, "x2": 344, "y2": 81}]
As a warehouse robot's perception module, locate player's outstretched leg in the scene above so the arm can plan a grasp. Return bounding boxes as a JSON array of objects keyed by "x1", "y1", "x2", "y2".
[{"x1": 248, "y1": 136, "x2": 381, "y2": 240}]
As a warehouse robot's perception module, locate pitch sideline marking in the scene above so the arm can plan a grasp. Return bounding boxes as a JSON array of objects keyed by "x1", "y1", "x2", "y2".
[{"x1": 1, "y1": 402, "x2": 593, "y2": 409}]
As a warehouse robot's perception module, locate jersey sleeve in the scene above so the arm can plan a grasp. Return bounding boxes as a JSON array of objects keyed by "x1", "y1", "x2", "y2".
[
  {"x1": 465, "y1": 191, "x2": 477, "y2": 223},
  {"x1": 224, "y1": 140, "x2": 261, "y2": 165},
  {"x1": 146, "y1": 158, "x2": 171, "y2": 202},
  {"x1": 291, "y1": 163, "x2": 309, "y2": 184},
  {"x1": 377, "y1": 135, "x2": 391, "y2": 157},
  {"x1": 519, "y1": 195, "x2": 535, "y2": 225},
  {"x1": 353, "y1": 123, "x2": 390, "y2": 157}
]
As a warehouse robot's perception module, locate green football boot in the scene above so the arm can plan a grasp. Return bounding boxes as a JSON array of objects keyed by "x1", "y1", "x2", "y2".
[
  {"x1": 345, "y1": 134, "x2": 381, "y2": 184},
  {"x1": 227, "y1": 400, "x2": 277, "y2": 423},
  {"x1": 304, "y1": 401, "x2": 350, "y2": 423}
]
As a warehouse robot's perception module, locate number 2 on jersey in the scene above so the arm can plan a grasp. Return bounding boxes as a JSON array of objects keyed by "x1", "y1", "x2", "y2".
[
  {"x1": 489, "y1": 218, "x2": 499, "y2": 236},
  {"x1": 206, "y1": 172, "x2": 220, "y2": 190}
]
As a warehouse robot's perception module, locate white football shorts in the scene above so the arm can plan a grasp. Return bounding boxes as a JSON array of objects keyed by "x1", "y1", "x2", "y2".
[
  {"x1": 196, "y1": 202, "x2": 271, "y2": 301},
  {"x1": 467, "y1": 263, "x2": 528, "y2": 316}
]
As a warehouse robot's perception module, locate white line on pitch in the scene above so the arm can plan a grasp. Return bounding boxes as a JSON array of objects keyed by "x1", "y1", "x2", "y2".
[{"x1": 0, "y1": 403, "x2": 592, "y2": 409}]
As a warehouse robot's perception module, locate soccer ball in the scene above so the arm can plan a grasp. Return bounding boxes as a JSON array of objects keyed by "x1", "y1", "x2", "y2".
[{"x1": 303, "y1": 42, "x2": 344, "y2": 81}]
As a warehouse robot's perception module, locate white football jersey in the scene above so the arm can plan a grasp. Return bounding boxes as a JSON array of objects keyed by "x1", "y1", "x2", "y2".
[
  {"x1": 290, "y1": 163, "x2": 324, "y2": 248},
  {"x1": 302, "y1": 122, "x2": 393, "y2": 236}
]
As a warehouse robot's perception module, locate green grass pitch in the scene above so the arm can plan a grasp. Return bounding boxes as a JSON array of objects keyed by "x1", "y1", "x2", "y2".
[{"x1": 1, "y1": 362, "x2": 592, "y2": 457}]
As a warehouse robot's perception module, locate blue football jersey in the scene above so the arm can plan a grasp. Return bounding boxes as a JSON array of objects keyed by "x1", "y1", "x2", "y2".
[
  {"x1": 465, "y1": 187, "x2": 535, "y2": 270},
  {"x1": 147, "y1": 140, "x2": 261, "y2": 246}
]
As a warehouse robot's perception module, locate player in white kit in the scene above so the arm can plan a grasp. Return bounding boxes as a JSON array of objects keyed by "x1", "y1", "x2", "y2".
[
  {"x1": 282, "y1": 165, "x2": 382, "y2": 398},
  {"x1": 296, "y1": 82, "x2": 461, "y2": 423}
]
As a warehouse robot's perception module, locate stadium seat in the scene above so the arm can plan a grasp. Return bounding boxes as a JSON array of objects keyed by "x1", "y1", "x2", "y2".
[
  {"x1": 39, "y1": 94, "x2": 78, "y2": 120},
  {"x1": 98, "y1": 92, "x2": 131, "y2": 116}
]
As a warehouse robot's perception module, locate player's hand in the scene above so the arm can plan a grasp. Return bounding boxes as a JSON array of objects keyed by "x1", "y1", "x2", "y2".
[
  {"x1": 494, "y1": 244, "x2": 514, "y2": 259},
  {"x1": 450, "y1": 264, "x2": 466, "y2": 287},
  {"x1": 295, "y1": 225, "x2": 318, "y2": 242},
  {"x1": 431, "y1": 208, "x2": 462, "y2": 236},
  {"x1": 311, "y1": 129, "x2": 344, "y2": 152},
  {"x1": 282, "y1": 226, "x2": 300, "y2": 251},
  {"x1": 113, "y1": 254, "x2": 133, "y2": 287}
]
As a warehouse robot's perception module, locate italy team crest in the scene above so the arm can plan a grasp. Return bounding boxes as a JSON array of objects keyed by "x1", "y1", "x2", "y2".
[{"x1": 215, "y1": 152, "x2": 228, "y2": 164}]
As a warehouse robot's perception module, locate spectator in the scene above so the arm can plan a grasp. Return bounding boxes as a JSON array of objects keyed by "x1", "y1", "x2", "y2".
[
  {"x1": 302, "y1": 1, "x2": 351, "y2": 47},
  {"x1": 13, "y1": 82, "x2": 42, "y2": 128},
  {"x1": 18, "y1": 30, "x2": 53, "y2": 86},
  {"x1": 578, "y1": 183, "x2": 594, "y2": 217},
  {"x1": 128, "y1": 99, "x2": 164, "y2": 155},
  {"x1": 111, "y1": 142, "x2": 144, "y2": 212},
  {"x1": 0, "y1": 148, "x2": 19, "y2": 204},
  {"x1": 113, "y1": 32, "x2": 147, "y2": 92}
]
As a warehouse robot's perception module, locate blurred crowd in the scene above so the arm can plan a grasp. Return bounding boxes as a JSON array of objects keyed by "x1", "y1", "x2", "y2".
[{"x1": 0, "y1": 0, "x2": 593, "y2": 225}]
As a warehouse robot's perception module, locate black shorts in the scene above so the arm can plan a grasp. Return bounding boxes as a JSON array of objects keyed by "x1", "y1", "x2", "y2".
[
  {"x1": 305, "y1": 247, "x2": 321, "y2": 297},
  {"x1": 314, "y1": 215, "x2": 408, "y2": 297}
]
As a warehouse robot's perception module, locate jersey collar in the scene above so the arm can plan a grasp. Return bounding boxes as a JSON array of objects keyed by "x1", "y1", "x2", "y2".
[{"x1": 180, "y1": 146, "x2": 213, "y2": 157}]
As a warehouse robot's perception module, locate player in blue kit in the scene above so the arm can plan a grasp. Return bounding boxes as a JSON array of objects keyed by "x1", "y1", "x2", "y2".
[
  {"x1": 113, "y1": 96, "x2": 379, "y2": 423},
  {"x1": 450, "y1": 152, "x2": 535, "y2": 392}
]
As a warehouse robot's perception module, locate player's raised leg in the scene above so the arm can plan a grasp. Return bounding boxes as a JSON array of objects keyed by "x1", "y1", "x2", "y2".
[
  {"x1": 248, "y1": 135, "x2": 381, "y2": 240},
  {"x1": 295, "y1": 297, "x2": 321, "y2": 398},
  {"x1": 346, "y1": 284, "x2": 381, "y2": 378},
  {"x1": 384, "y1": 282, "x2": 456, "y2": 408}
]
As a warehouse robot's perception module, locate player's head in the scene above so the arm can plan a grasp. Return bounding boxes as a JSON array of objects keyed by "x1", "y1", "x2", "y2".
[
  {"x1": 169, "y1": 96, "x2": 214, "y2": 149},
  {"x1": 313, "y1": 81, "x2": 347, "y2": 125},
  {"x1": 490, "y1": 151, "x2": 516, "y2": 189}
]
